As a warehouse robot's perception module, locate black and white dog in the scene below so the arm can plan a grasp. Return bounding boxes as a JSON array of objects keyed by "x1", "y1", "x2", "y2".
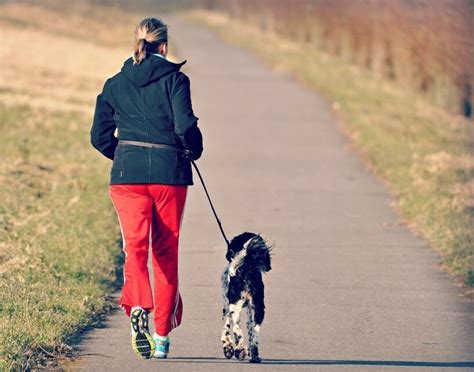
[{"x1": 221, "y1": 232, "x2": 272, "y2": 363}]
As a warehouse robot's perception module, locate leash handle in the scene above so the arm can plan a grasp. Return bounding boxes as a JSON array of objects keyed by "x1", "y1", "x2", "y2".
[{"x1": 190, "y1": 160, "x2": 230, "y2": 247}]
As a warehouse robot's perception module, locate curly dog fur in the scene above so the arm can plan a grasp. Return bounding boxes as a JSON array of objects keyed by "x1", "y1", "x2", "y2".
[{"x1": 220, "y1": 232, "x2": 272, "y2": 363}]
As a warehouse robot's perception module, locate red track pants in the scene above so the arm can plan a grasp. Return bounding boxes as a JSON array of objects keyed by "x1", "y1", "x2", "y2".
[{"x1": 109, "y1": 184, "x2": 187, "y2": 336}]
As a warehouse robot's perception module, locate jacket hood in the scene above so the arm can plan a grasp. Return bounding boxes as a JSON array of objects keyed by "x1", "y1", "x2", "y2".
[{"x1": 121, "y1": 54, "x2": 187, "y2": 87}]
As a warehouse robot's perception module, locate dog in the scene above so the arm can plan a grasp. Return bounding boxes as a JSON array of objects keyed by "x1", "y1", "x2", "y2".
[{"x1": 220, "y1": 232, "x2": 272, "y2": 363}]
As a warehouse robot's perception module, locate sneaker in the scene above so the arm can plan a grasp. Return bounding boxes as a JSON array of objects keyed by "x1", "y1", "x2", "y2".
[
  {"x1": 130, "y1": 307, "x2": 155, "y2": 359},
  {"x1": 153, "y1": 333, "x2": 170, "y2": 359}
]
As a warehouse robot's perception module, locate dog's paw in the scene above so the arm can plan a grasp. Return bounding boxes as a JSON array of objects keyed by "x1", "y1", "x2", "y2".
[
  {"x1": 228, "y1": 267, "x2": 236, "y2": 277},
  {"x1": 249, "y1": 346, "x2": 261, "y2": 363},
  {"x1": 234, "y1": 348, "x2": 246, "y2": 361},
  {"x1": 223, "y1": 345, "x2": 234, "y2": 359},
  {"x1": 249, "y1": 356, "x2": 261, "y2": 363}
]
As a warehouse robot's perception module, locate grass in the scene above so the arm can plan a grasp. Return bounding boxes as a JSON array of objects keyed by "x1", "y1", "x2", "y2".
[
  {"x1": 0, "y1": 1, "x2": 187, "y2": 368},
  {"x1": 184, "y1": 10, "x2": 474, "y2": 286},
  {"x1": 0, "y1": 1, "x2": 171, "y2": 369},
  {"x1": 0, "y1": 103, "x2": 121, "y2": 371}
]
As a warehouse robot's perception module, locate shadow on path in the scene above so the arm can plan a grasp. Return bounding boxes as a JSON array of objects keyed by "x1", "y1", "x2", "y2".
[{"x1": 159, "y1": 357, "x2": 474, "y2": 368}]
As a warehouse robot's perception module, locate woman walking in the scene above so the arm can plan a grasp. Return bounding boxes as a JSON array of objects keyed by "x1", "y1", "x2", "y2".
[{"x1": 90, "y1": 17, "x2": 203, "y2": 359}]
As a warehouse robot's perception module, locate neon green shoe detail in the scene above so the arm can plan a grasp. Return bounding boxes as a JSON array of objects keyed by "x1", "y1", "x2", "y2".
[{"x1": 130, "y1": 308, "x2": 155, "y2": 359}]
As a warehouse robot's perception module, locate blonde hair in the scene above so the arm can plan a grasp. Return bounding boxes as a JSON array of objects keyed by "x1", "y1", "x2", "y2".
[{"x1": 133, "y1": 17, "x2": 168, "y2": 65}]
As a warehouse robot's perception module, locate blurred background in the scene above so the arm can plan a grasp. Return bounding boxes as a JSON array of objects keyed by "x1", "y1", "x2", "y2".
[
  {"x1": 0, "y1": 0, "x2": 472, "y2": 370},
  {"x1": 204, "y1": 0, "x2": 474, "y2": 119},
  {"x1": 2, "y1": 0, "x2": 472, "y2": 116}
]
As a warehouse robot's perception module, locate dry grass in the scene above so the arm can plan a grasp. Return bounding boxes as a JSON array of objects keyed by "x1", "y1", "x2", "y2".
[
  {"x1": 185, "y1": 10, "x2": 474, "y2": 286},
  {"x1": 0, "y1": 2, "x2": 134, "y2": 115},
  {"x1": 0, "y1": 2, "x2": 182, "y2": 115},
  {"x1": 203, "y1": 0, "x2": 474, "y2": 118}
]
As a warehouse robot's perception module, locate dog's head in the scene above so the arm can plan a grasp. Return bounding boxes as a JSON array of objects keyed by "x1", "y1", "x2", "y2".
[{"x1": 226, "y1": 232, "x2": 272, "y2": 272}]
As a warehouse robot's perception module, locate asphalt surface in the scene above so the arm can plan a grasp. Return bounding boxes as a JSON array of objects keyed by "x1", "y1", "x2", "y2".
[{"x1": 68, "y1": 14, "x2": 474, "y2": 372}]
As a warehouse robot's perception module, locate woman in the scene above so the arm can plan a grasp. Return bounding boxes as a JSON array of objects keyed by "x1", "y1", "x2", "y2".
[{"x1": 90, "y1": 17, "x2": 203, "y2": 360}]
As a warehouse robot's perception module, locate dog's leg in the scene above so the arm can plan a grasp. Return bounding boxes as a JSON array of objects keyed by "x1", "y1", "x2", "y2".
[
  {"x1": 229, "y1": 299, "x2": 246, "y2": 361},
  {"x1": 221, "y1": 300, "x2": 234, "y2": 359},
  {"x1": 249, "y1": 281, "x2": 265, "y2": 363},
  {"x1": 246, "y1": 298, "x2": 262, "y2": 363},
  {"x1": 221, "y1": 270, "x2": 234, "y2": 359}
]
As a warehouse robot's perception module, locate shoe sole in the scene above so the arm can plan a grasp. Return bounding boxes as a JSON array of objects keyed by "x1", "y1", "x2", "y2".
[
  {"x1": 154, "y1": 351, "x2": 168, "y2": 359},
  {"x1": 131, "y1": 309, "x2": 155, "y2": 359}
]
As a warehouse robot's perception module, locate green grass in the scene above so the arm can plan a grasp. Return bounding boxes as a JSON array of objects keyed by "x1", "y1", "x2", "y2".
[
  {"x1": 185, "y1": 10, "x2": 474, "y2": 286},
  {"x1": 0, "y1": 103, "x2": 121, "y2": 370},
  {"x1": 0, "y1": 1, "x2": 192, "y2": 368},
  {"x1": 0, "y1": 3, "x2": 138, "y2": 367}
]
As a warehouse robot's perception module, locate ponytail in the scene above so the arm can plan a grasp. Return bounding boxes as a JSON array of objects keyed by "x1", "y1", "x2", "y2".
[
  {"x1": 132, "y1": 17, "x2": 168, "y2": 65},
  {"x1": 133, "y1": 38, "x2": 147, "y2": 66}
]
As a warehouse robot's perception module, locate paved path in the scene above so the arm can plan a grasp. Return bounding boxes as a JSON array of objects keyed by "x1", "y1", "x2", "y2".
[{"x1": 69, "y1": 14, "x2": 474, "y2": 372}]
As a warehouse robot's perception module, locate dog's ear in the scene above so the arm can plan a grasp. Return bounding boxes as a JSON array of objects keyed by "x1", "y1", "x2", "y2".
[{"x1": 226, "y1": 232, "x2": 256, "y2": 262}]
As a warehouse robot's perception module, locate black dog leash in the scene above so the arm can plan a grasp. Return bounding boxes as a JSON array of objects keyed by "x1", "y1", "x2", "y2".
[
  {"x1": 118, "y1": 140, "x2": 230, "y2": 246},
  {"x1": 189, "y1": 160, "x2": 230, "y2": 246}
]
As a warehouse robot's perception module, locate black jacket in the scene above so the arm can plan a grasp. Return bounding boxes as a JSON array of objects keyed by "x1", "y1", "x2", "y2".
[{"x1": 90, "y1": 53, "x2": 203, "y2": 185}]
